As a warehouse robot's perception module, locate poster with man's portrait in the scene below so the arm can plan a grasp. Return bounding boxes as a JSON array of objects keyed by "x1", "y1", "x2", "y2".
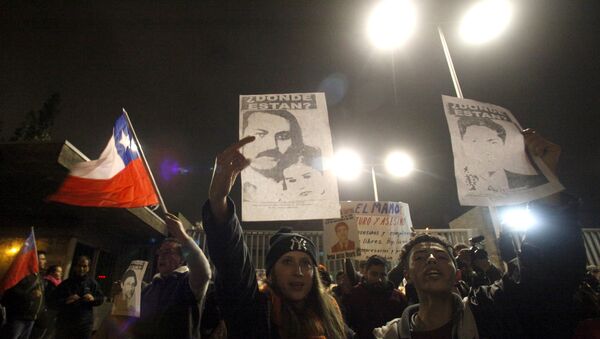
[
  {"x1": 239, "y1": 92, "x2": 341, "y2": 221},
  {"x1": 323, "y1": 211, "x2": 360, "y2": 260},
  {"x1": 340, "y1": 201, "x2": 413, "y2": 262},
  {"x1": 442, "y1": 95, "x2": 563, "y2": 206},
  {"x1": 111, "y1": 260, "x2": 148, "y2": 318}
]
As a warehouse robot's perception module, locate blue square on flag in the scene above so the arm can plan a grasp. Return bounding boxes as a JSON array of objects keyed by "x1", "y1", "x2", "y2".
[{"x1": 114, "y1": 115, "x2": 140, "y2": 166}]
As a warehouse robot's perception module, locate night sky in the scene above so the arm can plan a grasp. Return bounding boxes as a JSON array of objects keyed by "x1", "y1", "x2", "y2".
[{"x1": 1, "y1": 0, "x2": 599, "y2": 228}]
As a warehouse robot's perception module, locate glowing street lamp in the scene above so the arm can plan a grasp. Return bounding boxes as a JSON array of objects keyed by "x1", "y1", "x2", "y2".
[
  {"x1": 332, "y1": 149, "x2": 363, "y2": 181},
  {"x1": 367, "y1": 0, "x2": 417, "y2": 50},
  {"x1": 385, "y1": 151, "x2": 414, "y2": 177},
  {"x1": 460, "y1": 0, "x2": 513, "y2": 44},
  {"x1": 332, "y1": 148, "x2": 414, "y2": 201}
]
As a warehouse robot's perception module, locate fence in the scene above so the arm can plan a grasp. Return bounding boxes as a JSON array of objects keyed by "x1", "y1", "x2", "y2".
[
  {"x1": 582, "y1": 229, "x2": 600, "y2": 266},
  {"x1": 195, "y1": 228, "x2": 473, "y2": 273},
  {"x1": 476, "y1": 228, "x2": 600, "y2": 267}
]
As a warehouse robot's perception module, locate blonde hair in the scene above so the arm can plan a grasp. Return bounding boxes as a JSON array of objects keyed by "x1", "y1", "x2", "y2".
[{"x1": 269, "y1": 267, "x2": 346, "y2": 339}]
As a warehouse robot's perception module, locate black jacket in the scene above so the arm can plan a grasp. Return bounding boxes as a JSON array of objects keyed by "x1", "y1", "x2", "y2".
[
  {"x1": 202, "y1": 199, "x2": 282, "y2": 339},
  {"x1": 0, "y1": 274, "x2": 44, "y2": 321},
  {"x1": 55, "y1": 274, "x2": 104, "y2": 331},
  {"x1": 344, "y1": 281, "x2": 407, "y2": 339},
  {"x1": 467, "y1": 196, "x2": 586, "y2": 339},
  {"x1": 133, "y1": 267, "x2": 201, "y2": 339}
]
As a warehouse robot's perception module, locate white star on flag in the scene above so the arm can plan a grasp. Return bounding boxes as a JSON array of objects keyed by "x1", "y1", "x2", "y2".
[{"x1": 119, "y1": 130, "x2": 131, "y2": 150}]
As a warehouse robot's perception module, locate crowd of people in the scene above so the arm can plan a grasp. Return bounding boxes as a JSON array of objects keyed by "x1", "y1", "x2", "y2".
[{"x1": 0, "y1": 130, "x2": 597, "y2": 338}]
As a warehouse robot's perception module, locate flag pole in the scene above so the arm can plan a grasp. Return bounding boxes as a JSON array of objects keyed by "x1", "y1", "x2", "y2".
[
  {"x1": 121, "y1": 108, "x2": 168, "y2": 215},
  {"x1": 437, "y1": 26, "x2": 501, "y2": 237},
  {"x1": 31, "y1": 226, "x2": 38, "y2": 272}
]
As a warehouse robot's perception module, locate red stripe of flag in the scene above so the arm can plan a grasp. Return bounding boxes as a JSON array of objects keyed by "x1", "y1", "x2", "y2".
[{"x1": 48, "y1": 158, "x2": 158, "y2": 208}]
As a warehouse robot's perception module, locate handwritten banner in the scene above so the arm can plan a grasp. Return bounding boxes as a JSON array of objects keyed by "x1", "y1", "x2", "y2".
[{"x1": 338, "y1": 201, "x2": 413, "y2": 262}]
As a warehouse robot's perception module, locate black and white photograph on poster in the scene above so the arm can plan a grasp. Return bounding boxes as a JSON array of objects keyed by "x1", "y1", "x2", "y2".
[
  {"x1": 239, "y1": 92, "x2": 340, "y2": 221},
  {"x1": 323, "y1": 211, "x2": 360, "y2": 260},
  {"x1": 442, "y1": 95, "x2": 563, "y2": 206},
  {"x1": 111, "y1": 260, "x2": 148, "y2": 318}
]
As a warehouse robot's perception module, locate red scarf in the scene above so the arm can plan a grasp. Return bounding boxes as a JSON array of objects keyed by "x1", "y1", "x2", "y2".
[
  {"x1": 262, "y1": 284, "x2": 327, "y2": 339},
  {"x1": 44, "y1": 275, "x2": 61, "y2": 287}
]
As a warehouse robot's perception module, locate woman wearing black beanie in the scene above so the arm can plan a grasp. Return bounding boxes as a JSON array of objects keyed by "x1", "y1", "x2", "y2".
[{"x1": 202, "y1": 136, "x2": 352, "y2": 339}]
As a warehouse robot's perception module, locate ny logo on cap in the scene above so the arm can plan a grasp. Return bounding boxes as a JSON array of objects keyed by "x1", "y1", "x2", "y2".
[{"x1": 290, "y1": 236, "x2": 308, "y2": 251}]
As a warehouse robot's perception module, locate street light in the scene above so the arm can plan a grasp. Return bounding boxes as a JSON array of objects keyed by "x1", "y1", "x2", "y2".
[
  {"x1": 460, "y1": 0, "x2": 513, "y2": 44},
  {"x1": 367, "y1": 0, "x2": 417, "y2": 50},
  {"x1": 385, "y1": 151, "x2": 414, "y2": 177},
  {"x1": 332, "y1": 148, "x2": 415, "y2": 201},
  {"x1": 332, "y1": 149, "x2": 363, "y2": 181}
]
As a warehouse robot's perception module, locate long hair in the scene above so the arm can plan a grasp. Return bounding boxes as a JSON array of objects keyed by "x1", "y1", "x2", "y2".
[
  {"x1": 268, "y1": 267, "x2": 346, "y2": 339},
  {"x1": 242, "y1": 110, "x2": 304, "y2": 150}
]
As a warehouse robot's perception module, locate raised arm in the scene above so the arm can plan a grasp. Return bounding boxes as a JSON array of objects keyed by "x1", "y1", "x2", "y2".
[
  {"x1": 207, "y1": 136, "x2": 254, "y2": 221},
  {"x1": 470, "y1": 130, "x2": 586, "y2": 338},
  {"x1": 164, "y1": 212, "x2": 211, "y2": 300},
  {"x1": 202, "y1": 137, "x2": 265, "y2": 330},
  {"x1": 522, "y1": 128, "x2": 561, "y2": 205}
]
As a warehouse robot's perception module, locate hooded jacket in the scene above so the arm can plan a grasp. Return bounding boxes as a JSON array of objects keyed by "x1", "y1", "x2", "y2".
[{"x1": 372, "y1": 293, "x2": 478, "y2": 339}]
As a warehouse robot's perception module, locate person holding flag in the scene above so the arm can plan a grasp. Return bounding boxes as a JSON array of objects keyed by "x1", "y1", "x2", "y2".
[{"x1": 0, "y1": 229, "x2": 43, "y2": 339}]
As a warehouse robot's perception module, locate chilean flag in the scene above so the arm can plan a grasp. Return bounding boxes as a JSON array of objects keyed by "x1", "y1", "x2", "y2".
[
  {"x1": 48, "y1": 113, "x2": 159, "y2": 208},
  {"x1": 0, "y1": 229, "x2": 38, "y2": 295}
]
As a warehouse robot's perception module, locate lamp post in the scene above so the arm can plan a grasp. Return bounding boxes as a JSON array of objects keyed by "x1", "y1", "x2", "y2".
[
  {"x1": 366, "y1": 0, "x2": 417, "y2": 105},
  {"x1": 370, "y1": 166, "x2": 380, "y2": 202}
]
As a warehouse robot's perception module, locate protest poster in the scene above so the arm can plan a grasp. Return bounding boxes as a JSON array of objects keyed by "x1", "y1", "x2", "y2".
[
  {"x1": 340, "y1": 201, "x2": 413, "y2": 262},
  {"x1": 442, "y1": 95, "x2": 563, "y2": 206},
  {"x1": 323, "y1": 211, "x2": 361, "y2": 260},
  {"x1": 239, "y1": 92, "x2": 340, "y2": 221},
  {"x1": 111, "y1": 260, "x2": 148, "y2": 318}
]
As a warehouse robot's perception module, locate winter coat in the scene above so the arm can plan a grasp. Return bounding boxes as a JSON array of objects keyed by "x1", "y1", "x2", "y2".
[
  {"x1": 55, "y1": 274, "x2": 104, "y2": 332},
  {"x1": 344, "y1": 282, "x2": 407, "y2": 339},
  {"x1": 132, "y1": 266, "x2": 201, "y2": 339},
  {"x1": 0, "y1": 274, "x2": 44, "y2": 321}
]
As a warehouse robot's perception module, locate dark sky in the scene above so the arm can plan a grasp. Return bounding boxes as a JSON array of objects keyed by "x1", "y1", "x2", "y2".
[{"x1": 1, "y1": 0, "x2": 599, "y2": 228}]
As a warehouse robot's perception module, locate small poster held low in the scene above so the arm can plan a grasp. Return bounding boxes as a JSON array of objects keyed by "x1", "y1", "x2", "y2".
[
  {"x1": 323, "y1": 210, "x2": 360, "y2": 260},
  {"x1": 340, "y1": 201, "x2": 413, "y2": 262},
  {"x1": 111, "y1": 260, "x2": 148, "y2": 318},
  {"x1": 441, "y1": 95, "x2": 563, "y2": 206}
]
